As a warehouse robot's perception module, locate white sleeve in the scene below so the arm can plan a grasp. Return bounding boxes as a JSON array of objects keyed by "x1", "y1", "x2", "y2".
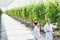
[
  {"x1": 44, "y1": 25, "x2": 47, "y2": 32},
  {"x1": 33, "y1": 28, "x2": 38, "y2": 38},
  {"x1": 52, "y1": 24, "x2": 57, "y2": 28}
]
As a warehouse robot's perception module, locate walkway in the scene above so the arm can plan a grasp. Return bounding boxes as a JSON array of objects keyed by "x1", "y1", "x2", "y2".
[{"x1": 1, "y1": 13, "x2": 34, "y2": 40}]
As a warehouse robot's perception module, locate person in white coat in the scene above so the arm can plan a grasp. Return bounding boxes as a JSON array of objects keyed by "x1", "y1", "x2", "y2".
[
  {"x1": 33, "y1": 21, "x2": 42, "y2": 40},
  {"x1": 44, "y1": 19, "x2": 58, "y2": 40}
]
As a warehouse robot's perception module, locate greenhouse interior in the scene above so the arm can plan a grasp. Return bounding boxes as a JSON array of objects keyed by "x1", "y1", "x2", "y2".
[{"x1": 0, "y1": 0, "x2": 60, "y2": 40}]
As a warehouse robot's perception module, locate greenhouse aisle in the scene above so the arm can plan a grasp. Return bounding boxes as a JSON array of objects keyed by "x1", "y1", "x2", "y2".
[{"x1": 1, "y1": 13, "x2": 34, "y2": 40}]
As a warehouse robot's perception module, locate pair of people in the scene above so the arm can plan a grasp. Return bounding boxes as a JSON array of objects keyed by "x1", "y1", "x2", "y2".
[{"x1": 33, "y1": 19, "x2": 58, "y2": 40}]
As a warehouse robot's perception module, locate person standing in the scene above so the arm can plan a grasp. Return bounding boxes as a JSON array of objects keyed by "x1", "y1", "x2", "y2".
[
  {"x1": 33, "y1": 21, "x2": 42, "y2": 40},
  {"x1": 44, "y1": 19, "x2": 58, "y2": 40}
]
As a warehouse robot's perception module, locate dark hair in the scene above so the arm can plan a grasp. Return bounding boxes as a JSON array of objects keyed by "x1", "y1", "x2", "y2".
[
  {"x1": 46, "y1": 20, "x2": 49, "y2": 22},
  {"x1": 46, "y1": 19, "x2": 50, "y2": 22},
  {"x1": 34, "y1": 21, "x2": 38, "y2": 25}
]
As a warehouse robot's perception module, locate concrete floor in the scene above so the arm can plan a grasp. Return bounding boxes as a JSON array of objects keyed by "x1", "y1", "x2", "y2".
[{"x1": 1, "y1": 13, "x2": 34, "y2": 40}]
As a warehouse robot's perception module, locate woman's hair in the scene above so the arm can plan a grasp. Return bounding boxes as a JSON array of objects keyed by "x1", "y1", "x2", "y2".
[{"x1": 34, "y1": 21, "x2": 38, "y2": 25}]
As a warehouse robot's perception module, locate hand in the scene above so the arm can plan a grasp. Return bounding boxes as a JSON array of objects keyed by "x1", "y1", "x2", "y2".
[
  {"x1": 55, "y1": 22, "x2": 58, "y2": 25},
  {"x1": 47, "y1": 30, "x2": 50, "y2": 32}
]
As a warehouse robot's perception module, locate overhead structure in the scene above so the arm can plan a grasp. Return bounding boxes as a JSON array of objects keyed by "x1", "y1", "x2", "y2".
[
  {"x1": 0, "y1": 0, "x2": 14, "y2": 11},
  {"x1": 0, "y1": 0, "x2": 59, "y2": 11}
]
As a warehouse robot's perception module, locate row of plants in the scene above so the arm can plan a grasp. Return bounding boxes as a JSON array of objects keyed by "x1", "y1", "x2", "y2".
[
  {"x1": 0, "y1": 8, "x2": 2, "y2": 16},
  {"x1": 6, "y1": 0, "x2": 60, "y2": 27}
]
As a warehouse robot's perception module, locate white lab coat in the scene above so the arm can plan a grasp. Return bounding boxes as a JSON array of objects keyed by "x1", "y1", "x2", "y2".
[
  {"x1": 33, "y1": 26, "x2": 41, "y2": 40},
  {"x1": 44, "y1": 24, "x2": 57, "y2": 40}
]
